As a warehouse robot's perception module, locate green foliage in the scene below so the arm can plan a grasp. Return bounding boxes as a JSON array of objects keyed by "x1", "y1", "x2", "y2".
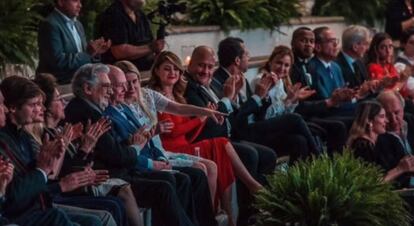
[
  {"x1": 0, "y1": 0, "x2": 41, "y2": 69},
  {"x1": 187, "y1": 0, "x2": 300, "y2": 31},
  {"x1": 312, "y1": 0, "x2": 386, "y2": 26},
  {"x1": 255, "y1": 152, "x2": 411, "y2": 226}
]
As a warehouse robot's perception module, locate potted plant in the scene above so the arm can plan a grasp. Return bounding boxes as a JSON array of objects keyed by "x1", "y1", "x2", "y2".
[{"x1": 255, "y1": 152, "x2": 411, "y2": 226}]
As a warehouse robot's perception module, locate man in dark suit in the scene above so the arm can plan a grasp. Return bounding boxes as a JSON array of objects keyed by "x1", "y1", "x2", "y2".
[
  {"x1": 184, "y1": 46, "x2": 277, "y2": 226},
  {"x1": 335, "y1": 25, "x2": 371, "y2": 89},
  {"x1": 65, "y1": 63, "x2": 197, "y2": 226},
  {"x1": 290, "y1": 27, "x2": 348, "y2": 152},
  {"x1": 309, "y1": 27, "x2": 347, "y2": 100},
  {"x1": 37, "y1": 0, "x2": 111, "y2": 84}
]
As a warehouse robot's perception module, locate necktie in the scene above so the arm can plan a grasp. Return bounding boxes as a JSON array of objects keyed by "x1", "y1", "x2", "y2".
[
  {"x1": 326, "y1": 65, "x2": 333, "y2": 80},
  {"x1": 352, "y1": 61, "x2": 363, "y2": 86}
]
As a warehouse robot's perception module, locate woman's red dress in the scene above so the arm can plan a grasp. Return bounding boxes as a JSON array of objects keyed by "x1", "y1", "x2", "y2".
[{"x1": 158, "y1": 112, "x2": 235, "y2": 200}]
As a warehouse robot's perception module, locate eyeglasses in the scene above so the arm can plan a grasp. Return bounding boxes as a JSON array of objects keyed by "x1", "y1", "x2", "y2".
[
  {"x1": 323, "y1": 38, "x2": 339, "y2": 45},
  {"x1": 100, "y1": 83, "x2": 112, "y2": 89},
  {"x1": 113, "y1": 82, "x2": 127, "y2": 88}
]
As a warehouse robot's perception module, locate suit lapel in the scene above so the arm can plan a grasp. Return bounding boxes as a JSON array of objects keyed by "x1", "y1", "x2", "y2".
[
  {"x1": 52, "y1": 10, "x2": 80, "y2": 52},
  {"x1": 74, "y1": 21, "x2": 87, "y2": 51}
]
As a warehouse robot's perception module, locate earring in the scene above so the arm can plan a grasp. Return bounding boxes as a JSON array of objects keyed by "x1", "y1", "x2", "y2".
[{"x1": 368, "y1": 122, "x2": 373, "y2": 131}]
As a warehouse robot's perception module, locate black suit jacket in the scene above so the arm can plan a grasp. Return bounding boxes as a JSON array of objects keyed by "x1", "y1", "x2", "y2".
[
  {"x1": 184, "y1": 71, "x2": 267, "y2": 140},
  {"x1": 0, "y1": 122, "x2": 55, "y2": 218},
  {"x1": 335, "y1": 52, "x2": 368, "y2": 88},
  {"x1": 291, "y1": 57, "x2": 312, "y2": 87},
  {"x1": 211, "y1": 67, "x2": 253, "y2": 100},
  {"x1": 64, "y1": 97, "x2": 138, "y2": 178},
  {"x1": 211, "y1": 67, "x2": 271, "y2": 136}
]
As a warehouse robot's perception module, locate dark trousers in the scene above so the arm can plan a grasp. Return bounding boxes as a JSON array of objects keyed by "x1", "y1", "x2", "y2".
[
  {"x1": 54, "y1": 195, "x2": 127, "y2": 226},
  {"x1": 239, "y1": 113, "x2": 317, "y2": 162},
  {"x1": 138, "y1": 170, "x2": 197, "y2": 226},
  {"x1": 176, "y1": 167, "x2": 218, "y2": 226},
  {"x1": 231, "y1": 140, "x2": 276, "y2": 226},
  {"x1": 12, "y1": 207, "x2": 100, "y2": 226},
  {"x1": 309, "y1": 117, "x2": 348, "y2": 154},
  {"x1": 125, "y1": 174, "x2": 195, "y2": 226}
]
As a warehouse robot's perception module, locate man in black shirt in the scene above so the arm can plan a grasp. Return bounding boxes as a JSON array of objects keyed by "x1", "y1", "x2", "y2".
[{"x1": 98, "y1": 0, "x2": 164, "y2": 71}]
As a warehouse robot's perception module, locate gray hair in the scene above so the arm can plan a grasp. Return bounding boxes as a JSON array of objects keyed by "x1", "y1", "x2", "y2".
[
  {"x1": 71, "y1": 63, "x2": 110, "y2": 98},
  {"x1": 377, "y1": 90, "x2": 405, "y2": 109},
  {"x1": 341, "y1": 25, "x2": 370, "y2": 52}
]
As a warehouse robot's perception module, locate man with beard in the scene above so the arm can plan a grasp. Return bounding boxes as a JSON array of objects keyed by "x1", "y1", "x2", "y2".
[{"x1": 98, "y1": 0, "x2": 165, "y2": 71}]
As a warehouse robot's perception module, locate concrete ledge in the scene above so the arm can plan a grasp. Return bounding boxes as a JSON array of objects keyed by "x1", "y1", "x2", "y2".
[{"x1": 167, "y1": 16, "x2": 345, "y2": 35}]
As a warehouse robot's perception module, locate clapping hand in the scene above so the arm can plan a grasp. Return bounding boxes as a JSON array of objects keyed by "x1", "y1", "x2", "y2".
[
  {"x1": 87, "y1": 37, "x2": 111, "y2": 56},
  {"x1": 0, "y1": 157, "x2": 14, "y2": 194},
  {"x1": 36, "y1": 134, "x2": 66, "y2": 176},
  {"x1": 80, "y1": 118, "x2": 111, "y2": 154}
]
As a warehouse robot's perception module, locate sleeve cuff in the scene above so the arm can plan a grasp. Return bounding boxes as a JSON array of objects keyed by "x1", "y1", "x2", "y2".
[
  {"x1": 220, "y1": 97, "x2": 234, "y2": 113},
  {"x1": 251, "y1": 95, "x2": 263, "y2": 107},
  {"x1": 147, "y1": 159, "x2": 153, "y2": 170},
  {"x1": 36, "y1": 168, "x2": 48, "y2": 183}
]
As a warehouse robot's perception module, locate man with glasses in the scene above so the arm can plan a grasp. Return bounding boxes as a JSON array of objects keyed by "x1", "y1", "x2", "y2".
[{"x1": 308, "y1": 26, "x2": 347, "y2": 100}]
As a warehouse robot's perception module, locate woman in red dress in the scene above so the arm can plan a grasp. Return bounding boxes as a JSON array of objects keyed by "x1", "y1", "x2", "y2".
[
  {"x1": 366, "y1": 32, "x2": 407, "y2": 91},
  {"x1": 149, "y1": 51, "x2": 263, "y2": 225}
]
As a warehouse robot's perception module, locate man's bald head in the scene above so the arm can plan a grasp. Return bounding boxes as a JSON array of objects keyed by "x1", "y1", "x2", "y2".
[
  {"x1": 107, "y1": 65, "x2": 127, "y2": 104},
  {"x1": 187, "y1": 46, "x2": 216, "y2": 86}
]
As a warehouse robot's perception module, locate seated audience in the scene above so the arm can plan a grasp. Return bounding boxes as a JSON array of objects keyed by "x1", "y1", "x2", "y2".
[
  {"x1": 348, "y1": 101, "x2": 387, "y2": 163},
  {"x1": 366, "y1": 32, "x2": 406, "y2": 91},
  {"x1": 184, "y1": 45, "x2": 277, "y2": 224},
  {"x1": 148, "y1": 51, "x2": 263, "y2": 226},
  {"x1": 104, "y1": 64, "x2": 219, "y2": 226},
  {"x1": 376, "y1": 91, "x2": 414, "y2": 187},
  {"x1": 209, "y1": 38, "x2": 319, "y2": 160},
  {"x1": 37, "y1": 0, "x2": 110, "y2": 84},
  {"x1": 308, "y1": 27, "x2": 349, "y2": 100},
  {"x1": 64, "y1": 63, "x2": 198, "y2": 226},
  {"x1": 32, "y1": 73, "x2": 143, "y2": 226},
  {"x1": 336, "y1": 25, "x2": 372, "y2": 89},
  {"x1": 115, "y1": 60, "x2": 219, "y2": 206},
  {"x1": 251, "y1": 45, "x2": 315, "y2": 119},
  {"x1": 0, "y1": 76, "x2": 106, "y2": 226},
  {"x1": 290, "y1": 27, "x2": 348, "y2": 152}
]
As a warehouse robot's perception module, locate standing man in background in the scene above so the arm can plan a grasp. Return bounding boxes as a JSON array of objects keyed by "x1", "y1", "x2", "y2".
[
  {"x1": 38, "y1": 0, "x2": 111, "y2": 84},
  {"x1": 98, "y1": 0, "x2": 165, "y2": 71}
]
